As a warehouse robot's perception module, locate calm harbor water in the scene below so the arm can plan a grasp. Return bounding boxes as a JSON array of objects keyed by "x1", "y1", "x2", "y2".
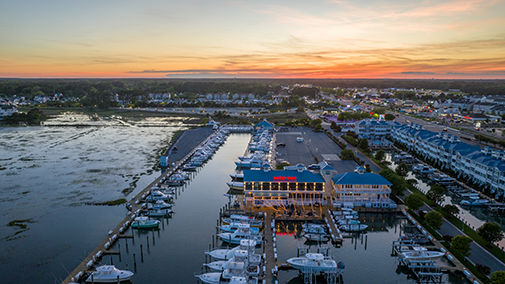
[
  {"x1": 0, "y1": 113, "x2": 187, "y2": 283},
  {"x1": 0, "y1": 115, "x2": 471, "y2": 283}
]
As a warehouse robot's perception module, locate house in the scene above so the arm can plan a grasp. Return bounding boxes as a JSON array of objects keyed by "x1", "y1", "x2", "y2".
[
  {"x1": 332, "y1": 166, "x2": 396, "y2": 208},
  {"x1": 355, "y1": 116, "x2": 393, "y2": 146},
  {"x1": 0, "y1": 106, "x2": 18, "y2": 119},
  {"x1": 255, "y1": 119, "x2": 275, "y2": 132}
]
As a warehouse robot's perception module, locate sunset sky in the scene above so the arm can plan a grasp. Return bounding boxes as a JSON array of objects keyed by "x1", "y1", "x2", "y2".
[{"x1": 1, "y1": 0, "x2": 504, "y2": 79}]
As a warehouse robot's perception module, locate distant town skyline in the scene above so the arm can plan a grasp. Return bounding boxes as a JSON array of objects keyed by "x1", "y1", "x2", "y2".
[{"x1": 1, "y1": 0, "x2": 504, "y2": 79}]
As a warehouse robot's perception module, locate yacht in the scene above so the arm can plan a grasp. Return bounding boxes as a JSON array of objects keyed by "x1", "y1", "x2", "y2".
[
  {"x1": 146, "y1": 208, "x2": 173, "y2": 217},
  {"x1": 206, "y1": 240, "x2": 257, "y2": 260},
  {"x1": 303, "y1": 233, "x2": 330, "y2": 242},
  {"x1": 222, "y1": 215, "x2": 263, "y2": 228},
  {"x1": 218, "y1": 224, "x2": 262, "y2": 245},
  {"x1": 429, "y1": 173, "x2": 455, "y2": 185},
  {"x1": 400, "y1": 246, "x2": 445, "y2": 261},
  {"x1": 230, "y1": 174, "x2": 244, "y2": 182},
  {"x1": 287, "y1": 253, "x2": 344, "y2": 273},
  {"x1": 226, "y1": 182, "x2": 244, "y2": 191},
  {"x1": 85, "y1": 265, "x2": 134, "y2": 283},
  {"x1": 131, "y1": 217, "x2": 160, "y2": 229},
  {"x1": 145, "y1": 190, "x2": 173, "y2": 202},
  {"x1": 234, "y1": 159, "x2": 265, "y2": 169},
  {"x1": 220, "y1": 223, "x2": 260, "y2": 234},
  {"x1": 205, "y1": 249, "x2": 262, "y2": 272},
  {"x1": 338, "y1": 220, "x2": 368, "y2": 232},
  {"x1": 302, "y1": 224, "x2": 327, "y2": 235}
]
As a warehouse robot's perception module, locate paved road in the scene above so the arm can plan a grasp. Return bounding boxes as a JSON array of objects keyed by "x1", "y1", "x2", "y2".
[{"x1": 413, "y1": 201, "x2": 505, "y2": 274}]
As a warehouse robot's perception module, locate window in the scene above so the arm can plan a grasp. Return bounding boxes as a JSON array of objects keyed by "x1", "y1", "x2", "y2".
[
  {"x1": 345, "y1": 184, "x2": 353, "y2": 189},
  {"x1": 355, "y1": 185, "x2": 362, "y2": 188},
  {"x1": 363, "y1": 185, "x2": 370, "y2": 189},
  {"x1": 372, "y1": 185, "x2": 379, "y2": 189}
]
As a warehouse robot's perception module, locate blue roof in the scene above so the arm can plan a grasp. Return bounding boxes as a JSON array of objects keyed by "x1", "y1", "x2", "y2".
[
  {"x1": 255, "y1": 119, "x2": 275, "y2": 127},
  {"x1": 243, "y1": 169, "x2": 325, "y2": 183},
  {"x1": 332, "y1": 172, "x2": 392, "y2": 185}
]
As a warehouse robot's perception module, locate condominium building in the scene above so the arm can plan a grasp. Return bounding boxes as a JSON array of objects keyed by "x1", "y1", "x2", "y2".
[
  {"x1": 391, "y1": 122, "x2": 505, "y2": 197},
  {"x1": 356, "y1": 116, "x2": 393, "y2": 147}
]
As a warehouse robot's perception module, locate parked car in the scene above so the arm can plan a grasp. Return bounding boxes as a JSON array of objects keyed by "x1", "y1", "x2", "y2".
[
  {"x1": 443, "y1": 128, "x2": 448, "y2": 131},
  {"x1": 276, "y1": 142, "x2": 286, "y2": 147},
  {"x1": 308, "y1": 164, "x2": 321, "y2": 170}
]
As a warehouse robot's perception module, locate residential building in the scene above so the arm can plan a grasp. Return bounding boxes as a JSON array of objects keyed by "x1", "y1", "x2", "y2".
[
  {"x1": 391, "y1": 122, "x2": 505, "y2": 197},
  {"x1": 331, "y1": 166, "x2": 396, "y2": 208},
  {"x1": 356, "y1": 116, "x2": 393, "y2": 147},
  {"x1": 0, "y1": 105, "x2": 18, "y2": 119}
]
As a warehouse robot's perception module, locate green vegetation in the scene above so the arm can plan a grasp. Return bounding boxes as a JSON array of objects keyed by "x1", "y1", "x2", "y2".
[
  {"x1": 404, "y1": 193, "x2": 425, "y2": 211},
  {"x1": 339, "y1": 149, "x2": 356, "y2": 160},
  {"x1": 477, "y1": 222, "x2": 504, "y2": 244},
  {"x1": 395, "y1": 162, "x2": 408, "y2": 177},
  {"x1": 3, "y1": 108, "x2": 46, "y2": 125},
  {"x1": 426, "y1": 183, "x2": 445, "y2": 205},
  {"x1": 490, "y1": 271, "x2": 505, "y2": 283},
  {"x1": 424, "y1": 211, "x2": 443, "y2": 230},
  {"x1": 93, "y1": 198, "x2": 127, "y2": 206},
  {"x1": 451, "y1": 235, "x2": 473, "y2": 258},
  {"x1": 379, "y1": 168, "x2": 410, "y2": 197},
  {"x1": 7, "y1": 219, "x2": 35, "y2": 229},
  {"x1": 375, "y1": 149, "x2": 385, "y2": 163}
]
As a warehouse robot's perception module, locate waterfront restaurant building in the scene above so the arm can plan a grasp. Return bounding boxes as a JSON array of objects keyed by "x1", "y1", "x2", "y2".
[
  {"x1": 332, "y1": 167, "x2": 397, "y2": 208},
  {"x1": 243, "y1": 165, "x2": 329, "y2": 207}
]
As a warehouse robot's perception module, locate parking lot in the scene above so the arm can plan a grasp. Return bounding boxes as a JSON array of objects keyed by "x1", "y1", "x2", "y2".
[{"x1": 275, "y1": 127, "x2": 359, "y2": 173}]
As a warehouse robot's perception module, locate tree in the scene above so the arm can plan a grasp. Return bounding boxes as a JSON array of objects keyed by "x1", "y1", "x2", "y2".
[
  {"x1": 477, "y1": 222, "x2": 504, "y2": 244},
  {"x1": 365, "y1": 164, "x2": 371, "y2": 172},
  {"x1": 340, "y1": 149, "x2": 356, "y2": 160},
  {"x1": 490, "y1": 271, "x2": 505, "y2": 284},
  {"x1": 451, "y1": 235, "x2": 472, "y2": 258},
  {"x1": 358, "y1": 138, "x2": 369, "y2": 152},
  {"x1": 379, "y1": 168, "x2": 408, "y2": 196},
  {"x1": 404, "y1": 193, "x2": 425, "y2": 211},
  {"x1": 384, "y1": 113, "x2": 396, "y2": 121},
  {"x1": 443, "y1": 204, "x2": 459, "y2": 216},
  {"x1": 424, "y1": 211, "x2": 443, "y2": 230},
  {"x1": 395, "y1": 162, "x2": 408, "y2": 177},
  {"x1": 375, "y1": 149, "x2": 385, "y2": 161},
  {"x1": 426, "y1": 184, "x2": 445, "y2": 204}
]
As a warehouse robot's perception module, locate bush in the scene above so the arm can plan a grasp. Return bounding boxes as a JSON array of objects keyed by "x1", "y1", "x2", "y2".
[
  {"x1": 476, "y1": 264, "x2": 491, "y2": 275},
  {"x1": 443, "y1": 235, "x2": 453, "y2": 243}
]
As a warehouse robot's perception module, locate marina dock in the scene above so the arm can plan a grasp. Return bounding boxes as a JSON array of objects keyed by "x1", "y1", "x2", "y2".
[{"x1": 62, "y1": 127, "x2": 217, "y2": 284}]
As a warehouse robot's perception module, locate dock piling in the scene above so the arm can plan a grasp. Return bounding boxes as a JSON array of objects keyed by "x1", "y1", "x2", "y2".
[
  {"x1": 118, "y1": 244, "x2": 121, "y2": 262},
  {"x1": 140, "y1": 244, "x2": 143, "y2": 262},
  {"x1": 133, "y1": 253, "x2": 137, "y2": 271}
]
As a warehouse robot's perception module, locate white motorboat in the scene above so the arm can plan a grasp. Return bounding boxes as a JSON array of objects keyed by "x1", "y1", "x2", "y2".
[
  {"x1": 302, "y1": 224, "x2": 327, "y2": 235},
  {"x1": 234, "y1": 159, "x2": 266, "y2": 169},
  {"x1": 85, "y1": 265, "x2": 134, "y2": 283},
  {"x1": 222, "y1": 215, "x2": 263, "y2": 228},
  {"x1": 218, "y1": 224, "x2": 262, "y2": 245},
  {"x1": 460, "y1": 198, "x2": 489, "y2": 206},
  {"x1": 303, "y1": 233, "x2": 330, "y2": 242},
  {"x1": 145, "y1": 190, "x2": 173, "y2": 202},
  {"x1": 287, "y1": 253, "x2": 344, "y2": 273},
  {"x1": 206, "y1": 240, "x2": 256, "y2": 260},
  {"x1": 227, "y1": 182, "x2": 244, "y2": 191},
  {"x1": 146, "y1": 208, "x2": 173, "y2": 217},
  {"x1": 205, "y1": 249, "x2": 262, "y2": 272},
  {"x1": 230, "y1": 174, "x2": 244, "y2": 182},
  {"x1": 147, "y1": 200, "x2": 173, "y2": 210},
  {"x1": 429, "y1": 173, "x2": 455, "y2": 185},
  {"x1": 400, "y1": 246, "x2": 445, "y2": 261},
  {"x1": 196, "y1": 273, "x2": 257, "y2": 284},
  {"x1": 339, "y1": 220, "x2": 368, "y2": 232},
  {"x1": 220, "y1": 223, "x2": 260, "y2": 234}
]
